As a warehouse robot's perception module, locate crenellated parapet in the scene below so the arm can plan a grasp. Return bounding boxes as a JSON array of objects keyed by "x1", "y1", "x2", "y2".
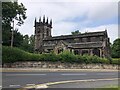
[{"x1": 34, "y1": 15, "x2": 52, "y2": 28}]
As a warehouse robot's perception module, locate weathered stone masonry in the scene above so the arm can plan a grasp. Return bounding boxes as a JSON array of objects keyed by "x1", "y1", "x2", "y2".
[
  {"x1": 34, "y1": 16, "x2": 111, "y2": 58},
  {"x1": 3, "y1": 62, "x2": 118, "y2": 70}
]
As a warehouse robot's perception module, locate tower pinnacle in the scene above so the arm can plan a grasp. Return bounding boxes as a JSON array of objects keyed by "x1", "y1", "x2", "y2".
[
  {"x1": 46, "y1": 17, "x2": 48, "y2": 24},
  {"x1": 34, "y1": 17, "x2": 36, "y2": 27},
  {"x1": 39, "y1": 16, "x2": 41, "y2": 22},
  {"x1": 50, "y1": 19, "x2": 52, "y2": 26},
  {"x1": 43, "y1": 15, "x2": 45, "y2": 23}
]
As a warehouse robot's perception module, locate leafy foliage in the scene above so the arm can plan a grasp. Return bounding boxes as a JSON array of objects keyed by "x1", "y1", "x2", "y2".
[
  {"x1": 71, "y1": 30, "x2": 81, "y2": 35},
  {"x1": 13, "y1": 30, "x2": 23, "y2": 47},
  {"x1": 3, "y1": 46, "x2": 118, "y2": 65},
  {"x1": 2, "y1": 1, "x2": 27, "y2": 46},
  {"x1": 2, "y1": 2, "x2": 27, "y2": 26},
  {"x1": 20, "y1": 35, "x2": 35, "y2": 53},
  {"x1": 111, "y1": 38, "x2": 120, "y2": 58},
  {"x1": 112, "y1": 58, "x2": 120, "y2": 65},
  {"x1": 58, "y1": 50, "x2": 77, "y2": 63}
]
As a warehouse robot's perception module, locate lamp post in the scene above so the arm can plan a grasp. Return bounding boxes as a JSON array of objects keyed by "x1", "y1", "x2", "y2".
[{"x1": 11, "y1": 20, "x2": 14, "y2": 48}]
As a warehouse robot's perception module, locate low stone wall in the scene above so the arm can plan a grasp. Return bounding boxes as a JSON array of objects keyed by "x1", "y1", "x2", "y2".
[{"x1": 3, "y1": 61, "x2": 118, "y2": 69}]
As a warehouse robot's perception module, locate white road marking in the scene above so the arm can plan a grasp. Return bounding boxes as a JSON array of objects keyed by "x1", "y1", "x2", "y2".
[
  {"x1": 97, "y1": 73, "x2": 116, "y2": 75},
  {"x1": 24, "y1": 78, "x2": 119, "y2": 89},
  {"x1": 61, "y1": 73, "x2": 86, "y2": 76},
  {"x1": 9, "y1": 85, "x2": 21, "y2": 87},
  {"x1": 6, "y1": 74, "x2": 46, "y2": 76},
  {"x1": 26, "y1": 84, "x2": 36, "y2": 86},
  {"x1": 36, "y1": 84, "x2": 48, "y2": 89}
]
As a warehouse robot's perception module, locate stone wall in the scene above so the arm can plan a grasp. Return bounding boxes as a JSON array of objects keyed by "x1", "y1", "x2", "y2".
[{"x1": 3, "y1": 61, "x2": 118, "y2": 69}]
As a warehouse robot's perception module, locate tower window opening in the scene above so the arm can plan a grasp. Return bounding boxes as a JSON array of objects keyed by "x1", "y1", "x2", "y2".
[{"x1": 47, "y1": 29, "x2": 49, "y2": 36}]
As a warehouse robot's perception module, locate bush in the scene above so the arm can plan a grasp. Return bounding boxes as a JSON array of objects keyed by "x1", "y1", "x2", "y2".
[
  {"x1": 76, "y1": 54, "x2": 109, "y2": 64},
  {"x1": 2, "y1": 46, "x2": 59, "y2": 63},
  {"x1": 58, "y1": 50, "x2": 77, "y2": 63},
  {"x1": 3, "y1": 46, "x2": 28, "y2": 63},
  {"x1": 2, "y1": 46, "x2": 116, "y2": 65},
  {"x1": 112, "y1": 58, "x2": 120, "y2": 65},
  {"x1": 2, "y1": 46, "x2": 40, "y2": 63},
  {"x1": 40, "y1": 52, "x2": 59, "y2": 62}
]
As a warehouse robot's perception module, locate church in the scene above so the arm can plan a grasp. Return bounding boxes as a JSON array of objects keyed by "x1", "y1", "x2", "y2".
[{"x1": 34, "y1": 16, "x2": 111, "y2": 58}]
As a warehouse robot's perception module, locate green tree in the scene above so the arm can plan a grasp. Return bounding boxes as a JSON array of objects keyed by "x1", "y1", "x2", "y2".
[
  {"x1": 71, "y1": 30, "x2": 81, "y2": 35},
  {"x1": 13, "y1": 29, "x2": 23, "y2": 47},
  {"x1": 111, "y1": 38, "x2": 120, "y2": 58},
  {"x1": 29, "y1": 35, "x2": 35, "y2": 52},
  {"x1": 20, "y1": 35, "x2": 35, "y2": 53},
  {"x1": 2, "y1": 1, "x2": 27, "y2": 46},
  {"x1": 20, "y1": 35, "x2": 29, "y2": 52}
]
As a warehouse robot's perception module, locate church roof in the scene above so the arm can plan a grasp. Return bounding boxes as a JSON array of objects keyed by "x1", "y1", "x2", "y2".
[{"x1": 43, "y1": 30, "x2": 107, "y2": 41}]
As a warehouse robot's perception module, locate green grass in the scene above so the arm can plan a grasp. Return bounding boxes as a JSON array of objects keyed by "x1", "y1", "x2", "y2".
[
  {"x1": 94, "y1": 85, "x2": 120, "y2": 90},
  {"x1": 105, "y1": 85, "x2": 120, "y2": 88}
]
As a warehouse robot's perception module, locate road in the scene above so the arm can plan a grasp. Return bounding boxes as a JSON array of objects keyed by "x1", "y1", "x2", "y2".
[{"x1": 2, "y1": 71, "x2": 119, "y2": 89}]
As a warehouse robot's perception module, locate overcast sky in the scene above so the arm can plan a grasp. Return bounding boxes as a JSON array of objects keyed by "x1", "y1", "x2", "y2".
[{"x1": 17, "y1": 0, "x2": 119, "y2": 43}]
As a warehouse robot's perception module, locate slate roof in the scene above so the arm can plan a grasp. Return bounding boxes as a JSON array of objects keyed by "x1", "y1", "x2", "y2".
[{"x1": 43, "y1": 30, "x2": 107, "y2": 41}]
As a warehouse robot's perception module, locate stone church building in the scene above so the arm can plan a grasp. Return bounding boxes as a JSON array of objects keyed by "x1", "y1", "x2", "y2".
[{"x1": 34, "y1": 16, "x2": 111, "y2": 58}]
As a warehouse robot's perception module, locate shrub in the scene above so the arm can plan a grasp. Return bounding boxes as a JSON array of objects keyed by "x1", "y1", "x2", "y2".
[
  {"x1": 58, "y1": 50, "x2": 77, "y2": 63},
  {"x1": 2, "y1": 46, "x2": 114, "y2": 65},
  {"x1": 3, "y1": 46, "x2": 28, "y2": 63},
  {"x1": 76, "y1": 55, "x2": 85, "y2": 63},
  {"x1": 2, "y1": 46, "x2": 59, "y2": 63},
  {"x1": 76, "y1": 54, "x2": 109, "y2": 64},
  {"x1": 112, "y1": 58, "x2": 120, "y2": 65},
  {"x1": 40, "y1": 52, "x2": 58, "y2": 62}
]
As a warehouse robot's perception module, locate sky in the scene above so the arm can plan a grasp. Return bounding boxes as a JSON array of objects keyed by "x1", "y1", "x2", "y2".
[{"x1": 17, "y1": 0, "x2": 119, "y2": 43}]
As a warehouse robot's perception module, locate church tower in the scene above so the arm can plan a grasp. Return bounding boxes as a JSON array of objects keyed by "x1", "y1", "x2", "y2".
[{"x1": 34, "y1": 15, "x2": 52, "y2": 53}]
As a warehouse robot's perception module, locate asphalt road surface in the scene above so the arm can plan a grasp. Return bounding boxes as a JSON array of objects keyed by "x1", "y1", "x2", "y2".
[{"x1": 2, "y1": 71, "x2": 119, "y2": 89}]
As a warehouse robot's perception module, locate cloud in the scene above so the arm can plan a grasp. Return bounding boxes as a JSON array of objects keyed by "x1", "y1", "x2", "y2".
[
  {"x1": 18, "y1": 0, "x2": 118, "y2": 43},
  {"x1": 52, "y1": 22, "x2": 77, "y2": 36},
  {"x1": 18, "y1": 0, "x2": 118, "y2": 22},
  {"x1": 87, "y1": 2, "x2": 118, "y2": 21}
]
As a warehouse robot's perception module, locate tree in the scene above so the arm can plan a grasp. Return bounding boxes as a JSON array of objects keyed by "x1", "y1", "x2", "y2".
[
  {"x1": 13, "y1": 29, "x2": 23, "y2": 47},
  {"x1": 29, "y1": 35, "x2": 35, "y2": 52},
  {"x1": 71, "y1": 30, "x2": 81, "y2": 35},
  {"x1": 20, "y1": 35, "x2": 29, "y2": 52},
  {"x1": 20, "y1": 35, "x2": 35, "y2": 53},
  {"x1": 2, "y1": 2, "x2": 27, "y2": 27},
  {"x1": 111, "y1": 38, "x2": 120, "y2": 58},
  {"x1": 2, "y1": 1, "x2": 27, "y2": 46}
]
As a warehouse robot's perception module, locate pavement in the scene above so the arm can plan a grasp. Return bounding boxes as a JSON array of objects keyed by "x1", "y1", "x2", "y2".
[
  {"x1": 1, "y1": 68, "x2": 119, "y2": 89},
  {"x1": 2, "y1": 68, "x2": 119, "y2": 72}
]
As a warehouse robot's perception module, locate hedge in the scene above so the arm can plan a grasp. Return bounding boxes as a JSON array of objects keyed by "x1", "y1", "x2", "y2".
[
  {"x1": 2, "y1": 46, "x2": 35, "y2": 63},
  {"x1": 112, "y1": 58, "x2": 120, "y2": 65},
  {"x1": 2, "y1": 46, "x2": 119, "y2": 65}
]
